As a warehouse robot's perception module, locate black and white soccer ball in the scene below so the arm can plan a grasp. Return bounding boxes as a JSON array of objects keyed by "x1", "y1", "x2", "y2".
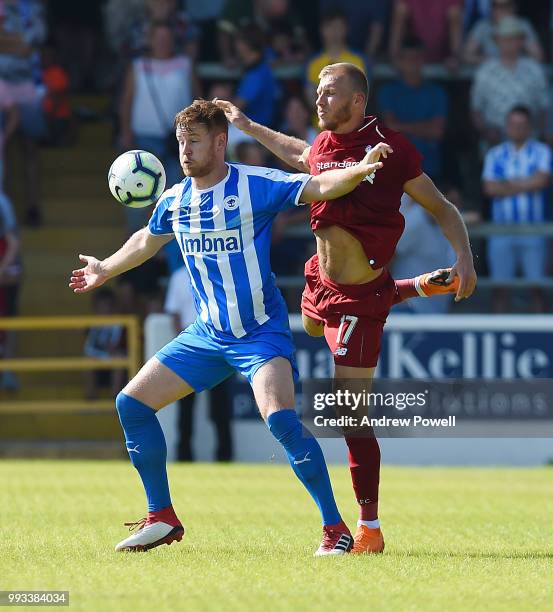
[{"x1": 108, "y1": 150, "x2": 166, "y2": 208}]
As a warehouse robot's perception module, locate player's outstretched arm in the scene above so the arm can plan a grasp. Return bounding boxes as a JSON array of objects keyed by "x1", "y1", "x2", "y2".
[
  {"x1": 404, "y1": 173, "x2": 477, "y2": 302},
  {"x1": 300, "y1": 142, "x2": 392, "y2": 203},
  {"x1": 213, "y1": 98, "x2": 310, "y2": 172},
  {"x1": 69, "y1": 228, "x2": 172, "y2": 294}
]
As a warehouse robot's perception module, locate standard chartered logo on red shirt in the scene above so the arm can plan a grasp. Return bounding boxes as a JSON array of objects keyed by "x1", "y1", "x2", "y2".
[{"x1": 315, "y1": 159, "x2": 376, "y2": 184}]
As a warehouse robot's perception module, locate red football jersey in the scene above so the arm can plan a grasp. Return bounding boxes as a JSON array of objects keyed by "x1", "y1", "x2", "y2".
[{"x1": 307, "y1": 116, "x2": 423, "y2": 268}]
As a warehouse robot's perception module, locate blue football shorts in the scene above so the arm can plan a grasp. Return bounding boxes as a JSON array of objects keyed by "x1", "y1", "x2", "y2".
[{"x1": 156, "y1": 315, "x2": 299, "y2": 392}]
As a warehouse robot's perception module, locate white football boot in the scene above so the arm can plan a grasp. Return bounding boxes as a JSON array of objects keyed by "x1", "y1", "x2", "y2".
[{"x1": 115, "y1": 514, "x2": 184, "y2": 552}]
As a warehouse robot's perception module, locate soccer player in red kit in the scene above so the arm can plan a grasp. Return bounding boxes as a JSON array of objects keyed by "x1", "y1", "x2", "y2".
[{"x1": 215, "y1": 62, "x2": 477, "y2": 553}]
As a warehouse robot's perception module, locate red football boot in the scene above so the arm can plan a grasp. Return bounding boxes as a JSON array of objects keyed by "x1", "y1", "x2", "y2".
[{"x1": 314, "y1": 521, "x2": 353, "y2": 556}]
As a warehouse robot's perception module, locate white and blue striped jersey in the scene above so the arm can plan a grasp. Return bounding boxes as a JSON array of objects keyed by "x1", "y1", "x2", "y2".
[
  {"x1": 149, "y1": 163, "x2": 311, "y2": 338},
  {"x1": 482, "y1": 139, "x2": 551, "y2": 223}
]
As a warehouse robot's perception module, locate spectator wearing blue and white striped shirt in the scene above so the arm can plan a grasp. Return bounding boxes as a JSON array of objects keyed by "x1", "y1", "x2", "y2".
[{"x1": 482, "y1": 105, "x2": 551, "y2": 312}]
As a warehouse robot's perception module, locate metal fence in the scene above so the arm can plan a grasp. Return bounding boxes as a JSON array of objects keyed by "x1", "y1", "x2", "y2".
[{"x1": 0, "y1": 316, "x2": 140, "y2": 414}]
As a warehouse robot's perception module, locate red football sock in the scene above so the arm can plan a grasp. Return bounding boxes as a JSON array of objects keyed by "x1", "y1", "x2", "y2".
[
  {"x1": 392, "y1": 278, "x2": 418, "y2": 304},
  {"x1": 326, "y1": 519, "x2": 350, "y2": 534},
  {"x1": 147, "y1": 505, "x2": 181, "y2": 527},
  {"x1": 345, "y1": 435, "x2": 380, "y2": 521}
]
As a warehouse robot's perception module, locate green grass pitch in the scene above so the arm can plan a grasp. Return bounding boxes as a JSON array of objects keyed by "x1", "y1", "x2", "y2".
[{"x1": 1, "y1": 460, "x2": 552, "y2": 611}]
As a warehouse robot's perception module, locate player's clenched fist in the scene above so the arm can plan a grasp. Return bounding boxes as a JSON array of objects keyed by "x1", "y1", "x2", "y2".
[{"x1": 68, "y1": 254, "x2": 108, "y2": 294}]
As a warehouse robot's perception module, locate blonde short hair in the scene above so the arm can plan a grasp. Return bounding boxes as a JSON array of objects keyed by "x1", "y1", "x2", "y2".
[{"x1": 318, "y1": 62, "x2": 369, "y2": 100}]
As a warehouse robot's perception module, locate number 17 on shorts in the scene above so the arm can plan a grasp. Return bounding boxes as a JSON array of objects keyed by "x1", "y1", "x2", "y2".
[{"x1": 323, "y1": 314, "x2": 384, "y2": 368}]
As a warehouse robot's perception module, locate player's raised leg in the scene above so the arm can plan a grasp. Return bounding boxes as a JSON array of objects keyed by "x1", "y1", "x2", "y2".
[
  {"x1": 393, "y1": 267, "x2": 461, "y2": 303},
  {"x1": 303, "y1": 269, "x2": 461, "y2": 329},
  {"x1": 114, "y1": 357, "x2": 192, "y2": 552},
  {"x1": 251, "y1": 357, "x2": 352, "y2": 556}
]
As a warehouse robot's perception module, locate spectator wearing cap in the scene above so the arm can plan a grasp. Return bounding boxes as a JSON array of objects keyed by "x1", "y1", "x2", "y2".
[
  {"x1": 464, "y1": 0, "x2": 543, "y2": 65},
  {"x1": 482, "y1": 106, "x2": 551, "y2": 313},
  {"x1": 389, "y1": 0, "x2": 463, "y2": 66},
  {"x1": 378, "y1": 41, "x2": 448, "y2": 180},
  {"x1": 471, "y1": 16, "x2": 549, "y2": 147}
]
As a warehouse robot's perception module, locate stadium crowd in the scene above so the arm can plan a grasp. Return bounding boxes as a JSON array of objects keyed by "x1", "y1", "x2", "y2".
[{"x1": 2, "y1": 0, "x2": 553, "y2": 391}]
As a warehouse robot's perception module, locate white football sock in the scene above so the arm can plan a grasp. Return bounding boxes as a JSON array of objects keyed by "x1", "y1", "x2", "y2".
[
  {"x1": 358, "y1": 519, "x2": 380, "y2": 529},
  {"x1": 414, "y1": 275, "x2": 429, "y2": 297}
]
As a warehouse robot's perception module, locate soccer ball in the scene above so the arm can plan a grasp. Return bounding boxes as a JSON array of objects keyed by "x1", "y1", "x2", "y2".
[{"x1": 108, "y1": 150, "x2": 166, "y2": 208}]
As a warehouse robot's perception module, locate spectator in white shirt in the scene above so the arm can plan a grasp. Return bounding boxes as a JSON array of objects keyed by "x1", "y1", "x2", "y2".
[
  {"x1": 471, "y1": 16, "x2": 549, "y2": 148},
  {"x1": 119, "y1": 21, "x2": 201, "y2": 231}
]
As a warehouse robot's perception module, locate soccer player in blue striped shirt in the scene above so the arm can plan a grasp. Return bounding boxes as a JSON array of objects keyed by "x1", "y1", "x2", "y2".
[
  {"x1": 482, "y1": 105, "x2": 551, "y2": 312},
  {"x1": 69, "y1": 100, "x2": 388, "y2": 556}
]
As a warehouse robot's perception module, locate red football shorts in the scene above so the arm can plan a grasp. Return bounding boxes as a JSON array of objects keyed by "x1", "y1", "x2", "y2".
[{"x1": 301, "y1": 254, "x2": 396, "y2": 368}]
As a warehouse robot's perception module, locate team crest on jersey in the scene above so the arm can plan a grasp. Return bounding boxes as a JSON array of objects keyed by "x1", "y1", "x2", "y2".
[
  {"x1": 223, "y1": 195, "x2": 239, "y2": 211},
  {"x1": 364, "y1": 144, "x2": 376, "y2": 184}
]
